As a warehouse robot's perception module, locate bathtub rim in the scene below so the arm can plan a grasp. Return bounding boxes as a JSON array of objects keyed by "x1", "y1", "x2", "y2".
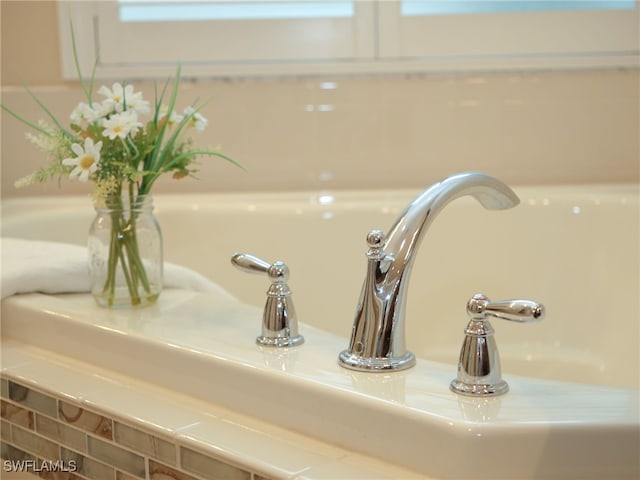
[{"x1": 2, "y1": 289, "x2": 638, "y2": 480}]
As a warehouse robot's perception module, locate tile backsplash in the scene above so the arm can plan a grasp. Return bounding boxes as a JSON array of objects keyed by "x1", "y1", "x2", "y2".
[
  {"x1": 2, "y1": 69, "x2": 638, "y2": 200},
  {"x1": 0, "y1": 377, "x2": 263, "y2": 480}
]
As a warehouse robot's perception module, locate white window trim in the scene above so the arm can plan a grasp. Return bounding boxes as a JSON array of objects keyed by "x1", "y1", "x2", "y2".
[{"x1": 57, "y1": 0, "x2": 639, "y2": 81}]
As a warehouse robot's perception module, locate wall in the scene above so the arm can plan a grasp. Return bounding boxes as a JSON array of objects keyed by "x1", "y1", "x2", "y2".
[{"x1": 1, "y1": 1, "x2": 638, "y2": 200}]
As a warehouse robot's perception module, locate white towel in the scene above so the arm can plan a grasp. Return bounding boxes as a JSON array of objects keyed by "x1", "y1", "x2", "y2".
[{"x1": 0, "y1": 237, "x2": 236, "y2": 301}]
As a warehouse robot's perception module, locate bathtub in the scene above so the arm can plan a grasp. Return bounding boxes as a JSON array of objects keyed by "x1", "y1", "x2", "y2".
[{"x1": 2, "y1": 183, "x2": 639, "y2": 479}]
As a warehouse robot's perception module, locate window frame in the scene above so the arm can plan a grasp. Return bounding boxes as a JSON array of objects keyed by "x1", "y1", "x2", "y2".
[
  {"x1": 379, "y1": 1, "x2": 639, "y2": 67},
  {"x1": 57, "y1": 0, "x2": 639, "y2": 80}
]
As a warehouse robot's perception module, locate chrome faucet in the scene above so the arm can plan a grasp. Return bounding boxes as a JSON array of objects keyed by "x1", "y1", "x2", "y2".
[
  {"x1": 338, "y1": 172, "x2": 520, "y2": 372},
  {"x1": 231, "y1": 253, "x2": 304, "y2": 348},
  {"x1": 450, "y1": 293, "x2": 545, "y2": 396}
]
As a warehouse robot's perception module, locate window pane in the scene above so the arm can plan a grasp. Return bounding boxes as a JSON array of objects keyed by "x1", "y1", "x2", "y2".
[
  {"x1": 401, "y1": 1, "x2": 637, "y2": 17},
  {"x1": 119, "y1": 1, "x2": 355, "y2": 22}
]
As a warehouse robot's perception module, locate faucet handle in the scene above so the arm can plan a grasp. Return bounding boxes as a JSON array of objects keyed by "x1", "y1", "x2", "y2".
[
  {"x1": 231, "y1": 253, "x2": 304, "y2": 348},
  {"x1": 230, "y1": 252, "x2": 273, "y2": 276},
  {"x1": 365, "y1": 229, "x2": 386, "y2": 259},
  {"x1": 466, "y1": 293, "x2": 545, "y2": 323},
  {"x1": 451, "y1": 293, "x2": 545, "y2": 397}
]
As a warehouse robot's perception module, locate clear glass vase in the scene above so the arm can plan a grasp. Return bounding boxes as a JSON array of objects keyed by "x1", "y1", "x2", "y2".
[{"x1": 88, "y1": 193, "x2": 163, "y2": 308}]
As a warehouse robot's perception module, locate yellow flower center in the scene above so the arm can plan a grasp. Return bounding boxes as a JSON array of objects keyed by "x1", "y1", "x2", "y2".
[
  {"x1": 113, "y1": 126, "x2": 122, "y2": 134},
  {"x1": 79, "y1": 155, "x2": 95, "y2": 169}
]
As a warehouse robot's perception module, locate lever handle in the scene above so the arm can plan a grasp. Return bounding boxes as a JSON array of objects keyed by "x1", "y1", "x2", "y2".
[
  {"x1": 231, "y1": 253, "x2": 272, "y2": 275},
  {"x1": 451, "y1": 293, "x2": 546, "y2": 397},
  {"x1": 231, "y1": 253, "x2": 289, "y2": 285},
  {"x1": 230, "y1": 252, "x2": 303, "y2": 348},
  {"x1": 467, "y1": 293, "x2": 545, "y2": 323}
]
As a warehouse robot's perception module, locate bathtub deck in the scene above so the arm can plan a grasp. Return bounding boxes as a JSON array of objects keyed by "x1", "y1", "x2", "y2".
[
  {"x1": 2, "y1": 289, "x2": 638, "y2": 479},
  {"x1": 0, "y1": 293, "x2": 426, "y2": 479}
]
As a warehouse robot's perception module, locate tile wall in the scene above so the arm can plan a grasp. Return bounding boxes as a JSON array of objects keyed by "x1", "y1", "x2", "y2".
[
  {"x1": 2, "y1": 2, "x2": 638, "y2": 200},
  {"x1": 2, "y1": 69, "x2": 639, "y2": 200},
  {"x1": 0, "y1": 377, "x2": 269, "y2": 480}
]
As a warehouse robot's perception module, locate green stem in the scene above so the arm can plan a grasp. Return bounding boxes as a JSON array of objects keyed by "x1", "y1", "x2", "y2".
[
  {"x1": 117, "y1": 239, "x2": 139, "y2": 305},
  {"x1": 100, "y1": 188, "x2": 154, "y2": 306},
  {"x1": 0, "y1": 104, "x2": 53, "y2": 136},
  {"x1": 124, "y1": 186, "x2": 152, "y2": 295},
  {"x1": 103, "y1": 216, "x2": 119, "y2": 304}
]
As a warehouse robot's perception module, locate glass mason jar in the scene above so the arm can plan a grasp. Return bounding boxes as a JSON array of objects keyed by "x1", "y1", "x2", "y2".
[{"x1": 88, "y1": 194, "x2": 163, "y2": 308}]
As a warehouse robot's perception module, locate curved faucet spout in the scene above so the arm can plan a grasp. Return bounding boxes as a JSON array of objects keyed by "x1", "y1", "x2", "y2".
[
  {"x1": 385, "y1": 172, "x2": 519, "y2": 271},
  {"x1": 338, "y1": 172, "x2": 520, "y2": 372}
]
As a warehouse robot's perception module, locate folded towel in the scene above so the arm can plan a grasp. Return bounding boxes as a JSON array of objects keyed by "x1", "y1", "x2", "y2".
[{"x1": 1, "y1": 238, "x2": 236, "y2": 301}]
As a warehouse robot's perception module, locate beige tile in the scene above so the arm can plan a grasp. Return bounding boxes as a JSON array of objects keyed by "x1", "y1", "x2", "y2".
[
  {"x1": 10, "y1": 425, "x2": 60, "y2": 461},
  {"x1": 87, "y1": 436, "x2": 145, "y2": 478},
  {"x1": 2, "y1": 474, "x2": 40, "y2": 480},
  {"x1": 1, "y1": 442, "x2": 36, "y2": 462},
  {"x1": 1, "y1": 401, "x2": 35, "y2": 430},
  {"x1": 3, "y1": 70, "x2": 639, "y2": 200},
  {"x1": 79, "y1": 376, "x2": 224, "y2": 436},
  {"x1": 297, "y1": 453, "x2": 427, "y2": 480},
  {"x1": 6, "y1": 382, "x2": 57, "y2": 418},
  {"x1": 116, "y1": 470, "x2": 142, "y2": 480},
  {"x1": 38, "y1": 472, "x2": 84, "y2": 480},
  {"x1": 58, "y1": 402, "x2": 113, "y2": 440},
  {"x1": 2, "y1": 419, "x2": 13, "y2": 441},
  {"x1": 149, "y1": 460, "x2": 199, "y2": 480},
  {"x1": 60, "y1": 447, "x2": 115, "y2": 480},
  {"x1": 36, "y1": 414, "x2": 87, "y2": 453},
  {"x1": 180, "y1": 446, "x2": 250, "y2": 480},
  {"x1": 177, "y1": 413, "x2": 345, "y2": 480},
  {"x1": 114, "y1": 421, "x2": 177, "y2": 466}
]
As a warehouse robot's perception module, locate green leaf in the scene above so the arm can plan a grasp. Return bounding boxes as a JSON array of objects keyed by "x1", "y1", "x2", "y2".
[
  {"x1": 21, "y1": 82, "x2": 74, "y2": 139},
  {"x1": 70, "y1": 20, "x2": 97, "y2": 105},
  {"x1": 1, "y1": 104, "x2": 52, "y2": 136}
]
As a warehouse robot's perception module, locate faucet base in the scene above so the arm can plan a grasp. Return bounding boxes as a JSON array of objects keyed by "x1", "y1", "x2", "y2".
[
  {"x1": 257, "y1": 334, "x2": 304, "y2": 348},
  {"x1": 449, "y1": 379, "x2": 509, "y2": 397},
  {"x1": 338, "y1": 350, "x2": 416, "y2": 372}
]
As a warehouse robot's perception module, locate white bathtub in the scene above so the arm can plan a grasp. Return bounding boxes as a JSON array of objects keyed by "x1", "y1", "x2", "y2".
[{"x1": 2, "y1": 183, "x2": 639, "y2": 479}]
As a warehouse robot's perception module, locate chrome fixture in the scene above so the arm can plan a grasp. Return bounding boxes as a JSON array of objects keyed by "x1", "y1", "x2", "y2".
[
  {"x1": 451, "y1": 293, "x2": 545, "y2": 396},
  {"x1": 231, "y1": 253, "x2": 304, "y2": 347},
  {"x1": 338, "y1": 172, "x2": 520, "y2": 372}
]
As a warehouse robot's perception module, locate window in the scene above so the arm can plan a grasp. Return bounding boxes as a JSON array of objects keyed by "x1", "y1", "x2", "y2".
[
  {"x1": 379, "y1": 1, "x2": 638, "y2": 70},
  {"x1": 118, "y1": 1, "x2": 356, "y2": 22},
  {"x1": 58, "y1": 0, "x2": 639, "y2": 79},
  {"x1": 400, "y1": 1, "x2": 636, "y2": 15}
]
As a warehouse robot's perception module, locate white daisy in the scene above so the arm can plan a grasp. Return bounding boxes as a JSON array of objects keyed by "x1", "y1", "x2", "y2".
[
  {"x1": 70, "y1": 102, "x2": 99, "y2": 125},
  {"x1": 159, "y1": 105, "x2": 184, "y2": 127},
  {"x1": 62, "y1": 138, "x2": 102, "y2": 182},
  {"x1": 184, "y1": 106, "x2": 208, "y2": 132},
  {"x1": 126, "y1": 93, "x2": 151, "y2": 116},
  {"x1": 101, "y1": 111, "x2": 143, "y2": 140},
  {"x1": 98, "y1": 83, "x2": 150, "y2": 115}
]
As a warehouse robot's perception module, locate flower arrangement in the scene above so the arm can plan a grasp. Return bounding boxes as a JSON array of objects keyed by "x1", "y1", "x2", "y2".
[
  {"x1": 8, "y1": 68, "x2": 239, "y2": 200},
  {"x1": 2, "y1": 29, "x2": 240, "y2": 307}
]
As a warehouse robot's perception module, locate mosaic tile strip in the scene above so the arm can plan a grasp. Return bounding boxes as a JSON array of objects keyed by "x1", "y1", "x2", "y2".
[
  {"x1": 61, "y1": 446, "x2": 115, "y2": 480},
  {"x1": 1, "y1": 401, "x2": 35, "y2": 430},
  {"x1": 114, "y1": 421, "x2": 177, "y2": 467},
  {"x1": 180, "y1": 446, "x2": 251, "y2": 480},
  {"x1": 0, "y1": 377, "x2": 274, "y2": 480},
  {"x1": 149, "y1": 460, "x2": 199, "y2": 480},
  {"x1": 36, "y1": 414, "x2": 87, "y2": 453},
  {"x1": 7, "y1": 381, "x2": 58, "y2": 418},
  {"x1": 59, "y1": 402, "x2": 113, "y2": 441}
]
